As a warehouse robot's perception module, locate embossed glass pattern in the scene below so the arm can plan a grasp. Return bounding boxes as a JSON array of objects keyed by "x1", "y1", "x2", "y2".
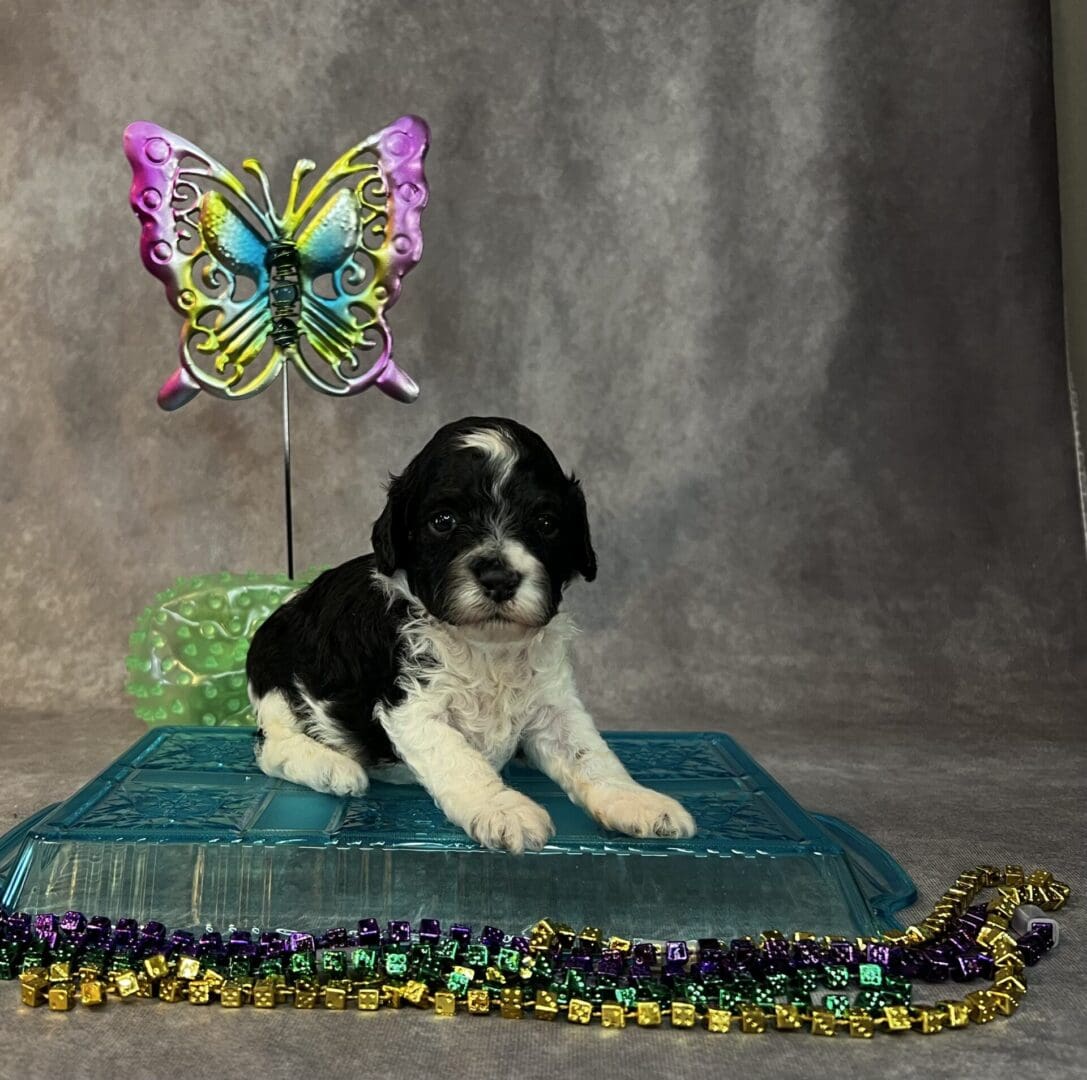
[{"x1": 0, "y1": 729, "x2": 915, "y2": 940}]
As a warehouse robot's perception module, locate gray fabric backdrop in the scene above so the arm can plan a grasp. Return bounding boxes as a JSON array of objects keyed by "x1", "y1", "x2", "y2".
[{"x1": 2, "y1": 0, "x2": 1081, "y2": 725}]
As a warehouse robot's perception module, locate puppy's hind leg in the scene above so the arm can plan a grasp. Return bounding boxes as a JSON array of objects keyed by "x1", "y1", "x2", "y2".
[{"x1": 252, "y1": 688, "x2": 370, "y2": 797}]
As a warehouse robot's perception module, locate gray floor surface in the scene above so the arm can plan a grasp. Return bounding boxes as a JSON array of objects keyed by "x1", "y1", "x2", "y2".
[{"x1": 0, "y1": 704, "x2": 1082, "y2": 1080}]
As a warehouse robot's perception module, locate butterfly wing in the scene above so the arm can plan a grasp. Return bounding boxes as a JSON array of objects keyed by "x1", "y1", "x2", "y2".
[
  {"x1": 124, "y1": 122, "x2": 282, "y2": 409},
  {"x1": 288, "y1": 115, "x2": 429, "y2": 401}
]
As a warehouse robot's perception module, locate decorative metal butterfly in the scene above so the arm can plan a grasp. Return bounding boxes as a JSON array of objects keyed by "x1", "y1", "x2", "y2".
[{"x1": 123, "y1": 116, "x2": 429, "y2": 410}]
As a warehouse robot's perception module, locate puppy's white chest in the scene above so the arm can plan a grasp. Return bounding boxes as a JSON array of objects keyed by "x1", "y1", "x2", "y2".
[
  {"x1": 426, "y1": 644, "x2": 539, "y2": 766},
  {"x1": 386, "y1": 616, "x2": 577, "y2": 771}
]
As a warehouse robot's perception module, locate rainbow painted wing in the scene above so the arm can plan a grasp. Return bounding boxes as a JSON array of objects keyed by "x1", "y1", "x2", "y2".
[{"x1": 123, "y1": 118, "x2": 429, "y2": 410}]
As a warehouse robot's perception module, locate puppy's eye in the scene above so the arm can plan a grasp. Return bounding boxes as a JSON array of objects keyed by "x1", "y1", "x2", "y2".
[
  {"x1": 535, "y1": 513, "x2": 559, "y2": 538},
  {"x1": 428, "y1": 511, "x2": 457, "y2": 536}
]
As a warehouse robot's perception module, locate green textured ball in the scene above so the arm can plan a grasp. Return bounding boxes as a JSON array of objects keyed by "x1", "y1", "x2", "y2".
[{"x1": 126, "y1": 569, "x2": 320, "y2": 727}]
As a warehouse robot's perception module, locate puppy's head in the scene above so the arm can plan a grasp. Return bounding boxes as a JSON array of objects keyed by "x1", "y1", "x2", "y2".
[{"x1": 372, "y1": 417, "x2": 596, "y2": 631}]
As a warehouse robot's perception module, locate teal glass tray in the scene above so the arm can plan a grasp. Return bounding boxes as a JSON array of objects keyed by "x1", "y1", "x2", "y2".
[{"x1": 0, "y1": 728, "x2": 915, "y2": 940}]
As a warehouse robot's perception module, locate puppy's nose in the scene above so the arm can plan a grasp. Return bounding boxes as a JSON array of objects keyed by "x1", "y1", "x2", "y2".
[{"x1": 472, "y1": 558, "x2": 522, "y2": 602}]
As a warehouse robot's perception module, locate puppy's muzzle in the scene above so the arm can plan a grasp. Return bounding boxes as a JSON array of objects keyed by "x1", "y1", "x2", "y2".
[{"x1": 471, "y1": 557, "x2": 522, "y2": 603}]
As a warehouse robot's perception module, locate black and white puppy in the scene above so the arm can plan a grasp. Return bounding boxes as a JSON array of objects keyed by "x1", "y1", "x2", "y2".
[{"x1": 246, "y1": 417, "x2": 696, "y2": 853}]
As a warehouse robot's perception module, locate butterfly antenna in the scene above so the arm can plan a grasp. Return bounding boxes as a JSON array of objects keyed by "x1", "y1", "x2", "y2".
[
  {"x1": 285, "y1": 159, "x2": 317, "y2": 230},
  {"x1": 242, "y1": 158, "x2": 282, "y2": 231}
]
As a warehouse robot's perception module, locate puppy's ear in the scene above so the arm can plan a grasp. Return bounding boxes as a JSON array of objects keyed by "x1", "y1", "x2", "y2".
[
  {"x1": 567, "y1": 474, "x2": 597, "y2": 582},
  {"x1": 371, "y1": 469, "x2": 414, "y2": 576}
]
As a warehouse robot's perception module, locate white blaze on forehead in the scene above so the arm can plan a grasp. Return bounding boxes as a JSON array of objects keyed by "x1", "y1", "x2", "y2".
[{"x1": 457, "y1": 427, "x2": 518, "y2": 497}]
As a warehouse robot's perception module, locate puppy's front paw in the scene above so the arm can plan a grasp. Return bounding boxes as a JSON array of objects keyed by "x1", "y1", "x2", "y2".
[
  {"x1": 307, "y1": 758, "x2": 370, "y2": 798},
  {"x1": 587, "y1": 785, "x2": 696, "y2": 839},
  {"x1": 467, "y1": 790, "x2": 555, "y2": 854},
  {"x1": 258, "y1": 736, "x2": 370, "y2": 798}
]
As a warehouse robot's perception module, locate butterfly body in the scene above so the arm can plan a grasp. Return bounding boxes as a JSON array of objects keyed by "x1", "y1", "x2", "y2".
[
  {"x1": 123, "y1": 118, "x2": 429, "y2": 410},
  {"x1": 266, "y1": 241, "x2": 303, "y2": 348}
]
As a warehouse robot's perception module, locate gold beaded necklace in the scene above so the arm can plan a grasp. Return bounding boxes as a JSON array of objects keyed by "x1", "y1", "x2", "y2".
[{"x1": 14, "y1": 863, "x2": 1068, "y2": 1037}]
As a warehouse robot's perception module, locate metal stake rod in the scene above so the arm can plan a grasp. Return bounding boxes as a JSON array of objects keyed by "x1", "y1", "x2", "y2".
[{"x1": 282, "y1": 365, "x2": 295, "y2": 579}]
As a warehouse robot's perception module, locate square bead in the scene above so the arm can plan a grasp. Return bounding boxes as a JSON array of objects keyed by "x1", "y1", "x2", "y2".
[
  {"x1": 637, "y1": 1001, "x2": 662, "y2": 1027},
  {"x1": 252, "y1": 982, "x2": 277, "y2": 1008},
  {"x1": 115, "y1": 971, "x2": 140, "y2": 998},
  {"x1": 176, "y1": 956, "x2": 201, "y2": 980},
  {"x1": 357, "y1": 988, "x2": 381, "y2": 1011},
  {"x1": 158, "y1": 975, "x2": 183, "y2": 1003},
  {"x1": 535, "y1": 990, "x2": 559, "y2": 1020},
  {"x1": 601, "y1": 1002, "x2": 626, "y2": 1028},
  {"x1": 775, "y1": 1004, "x2": 803, "y2": 1030},
  {"x1": 465, "y1": 944, "x2": 489, "y2": 968},
  {"x1": 793, "y1": 968, "x2": 819, "y2": 992},
  {"x1": 823, "y1": 964, "x2": 850, "y2": 988},
  {"x1": 740, "y1": 1005, "x2": 767, "y2": 1033},
  {"x1": 220, "y1": 981, "x2": 244, "y2": 1007},
  {"x1": 883, "y1": 1005, "x2": 912, "y2": 1031},
  {"x1": 579, "y1": 927, "x2": 602, "y2": 951},
  {"x1": 384, "y1": 953, "x2": 408, "y2": 977},
  {"x1": 81, "y1": 979, "x2": 107, "y2": 1007},
  {"x1": 21, "y1": 952, "x2": 48, "y2": 976},
  {"x1": 48, "y1": 962, "x2": 72, "y2": 983},
  {"x1": 48, "y1": 985, "x2": 75, "y2": 1011},
  {"x1": 965, "y1": 990, "x2": 998, "y2": 1024},
  {"x1": 292, "y1": 982, "x2": 317, "y2": 1009},
  {"x1": 434, "y1": 934, "x2": 460, "y2": 960},
  {"x1": 848, "y1": 1010, "x2": 875, "y2": 1038},
  {"x1": 529, "y1": 919, "x2": 556, "y2": 952},
  {"x1": 670, "y1": 1001, "x2": 697, "y2": 1028},
  {"x1": 467, "y1": 989, "x2": 491, "y2": 1015},
  {"x1": 351, "y1": 947, "x2": 378, "y2": 976},
  {"x1": 402, "y1": 980, "x2": 429, "y2": 1007},
  {"x1": 918, "y1": 1007, "x2": 946, "y2": 1033},
  {"x1": 765, "y1": 972, "x2": 789, "y2": 995},
  {"x1": 446, "y1": 967, "x2": 472, "y2": 996},
  {"x1": 823, "y1": 993, "x2": 851, "y2": 1016},
  {"x1": 500, "y1": 988, "x2": 524, "y2": 1019},
  {"x1": 323, "y1": 948, "x2": 348, "y2": 973},
  {"x1": 810, "y1": 1008, "x2": 837, "y2": 1036},
  {"x1": 936, "y1": 999, "x2": 969, "y2": 1027},
  {"x1": 858, "y1": 962, "x2": 883, "y2": 987},
  {"x1": 568, "y1": 998, "x2": 594, "y2": 1024},
  {"x1": 187, "y1": 979, "x2": 211, "y2": 1005},
  {"x1": 135, "y1": 973, "x2": 154, "y2": 999},
  {"x1": 381, "y1": 984, "x2": 403, "y2": 1009},
  {"x1": 497, "y1": 947, "x2": 521, "y2": 973},
  {"x1": 751, "y1": 984, "x2": 775, "y2": 1007},
  {"x1": 143, "y1": 954, "x2": 169, "y2": 980},
  {"x1": 433, "y1": 990, "x2": 456, "y2": 1017},
  {"x1": 705, "y1": 1007, "x2": 732, "y2": 1033},
  {"x1": 19, "y1": 979, "x2": 47, "y2": 1008},
  {"x1": 324, "y1": 986, "x2": 348, "y2": 1010},
  {"x1": 994, "y1": 971, "x2": 1027, "y2": 998}
]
